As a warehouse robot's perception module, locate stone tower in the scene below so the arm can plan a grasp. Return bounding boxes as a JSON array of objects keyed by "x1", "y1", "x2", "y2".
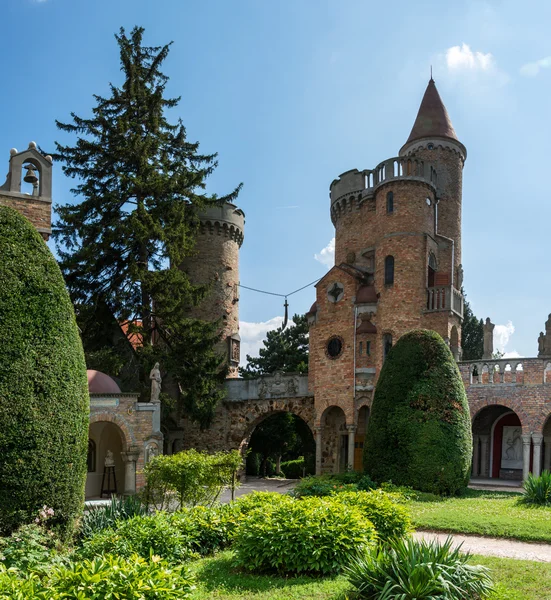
[
  {"x1": 307, "y1": 79, "x2": 465, "y2": 473},
  {"x1": 0, "y1": 143, "x2": 53, "y2": 240},
  {"x1": 180, "y1": 202, "x2": 245, "y2": 377}
]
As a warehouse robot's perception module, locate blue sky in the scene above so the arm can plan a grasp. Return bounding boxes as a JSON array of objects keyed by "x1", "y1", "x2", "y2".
[{"x1": 3, "y1": 0, "x2": 551, "y2": 361}]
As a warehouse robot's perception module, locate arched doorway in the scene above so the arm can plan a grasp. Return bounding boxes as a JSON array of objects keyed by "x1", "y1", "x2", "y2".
[
  {"x1": 354, "y1": 406, "x2": 370, "y2": 471},
  {"x1": 86, "y1": 421, "x2": 126, "y2": 498},
  {"x1": 244, "y1": 412, "x2": 315, "y2": 478},
  {"x1": 542, "y1": 415, "x2": 551, "y2": 473},
  {"x1": 472, "y1": 405, "x2": 523, "y2": 481},
  {"x1": 320, "y1": 406, "x2": 347, "y2": 474}
]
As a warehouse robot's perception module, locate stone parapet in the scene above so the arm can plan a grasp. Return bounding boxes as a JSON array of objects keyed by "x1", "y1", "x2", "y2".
[{"x1": 197, "y1": 202, "x2": 245, "y2": 247}]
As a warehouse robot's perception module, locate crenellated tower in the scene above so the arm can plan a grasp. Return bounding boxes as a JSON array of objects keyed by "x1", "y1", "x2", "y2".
[
  {"x1": 179, "y1": 202, "x2": 245, "y2": 378},
  {"x1": 308, "y1": 79, "x2": 466, "y2": 473}
]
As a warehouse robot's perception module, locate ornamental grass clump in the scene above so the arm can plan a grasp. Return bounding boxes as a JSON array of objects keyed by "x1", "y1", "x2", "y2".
[
  {"x1": 233, "y1": 496, "x2": 376, "y2": 575},
  {"x1": 520, "y1": 470, "x2": 551, "y2": 506},
  {"x1": 79, "y1": 494, "x2": 148, "y2": 539},
  {"x1": 346, "y1": 536, "x2": 493, "y2": 599}
]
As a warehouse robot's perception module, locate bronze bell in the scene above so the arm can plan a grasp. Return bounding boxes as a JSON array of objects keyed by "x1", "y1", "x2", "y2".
[{"x1": 23, "y1": 164, "x2": 38, "y2": 185}]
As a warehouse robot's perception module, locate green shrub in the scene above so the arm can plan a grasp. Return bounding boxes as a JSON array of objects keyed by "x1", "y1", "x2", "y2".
[
  {"x1": 78, "y1": 513, "x2": 194, "y2": 562},
  {"x1": 0, "y1": 207, "x2": 89, "y2": 537},
  {"x1": 291, "y1": 474, "x2": 361, "y2": 497},
  {"x1": 0, "y1": 520, "x2": 57, "y2": 571},
  {"x1": 520, "y1": 470, "x2": 551, "y2": 506},
  {"x1": 171, "y1": 504, "x2": 242, "y2": 555},
  {"x1": 364, "y1": 330, "x2": 472, "y2": 495},
  {"x1": 143, "y1": 449, "x2": 242, "y2": 510},
  {"x1": 357, "y1": 475, "x2": 377, "y2": 491},
  {"x1": 335, "y1": 490, "x2": 412, "y2": 541},
  {"x1": 346, "y1": 536, "x2": 493, "y2": 599},
  {"x1": 0, "y1": 566, "x2": 47, "y2": 600},
  {"x1": 80, "y1": 495, "x2": 148, "y2": 539},
  {"x1": 49, "y1": 553, "x2": 194, "y2": 599},
  {"x1": 233, "y1": 495, "x2": 376, "y2": 575},
  {"x1": 280, "y1": 457, "x2": 305, "y2": 479}
]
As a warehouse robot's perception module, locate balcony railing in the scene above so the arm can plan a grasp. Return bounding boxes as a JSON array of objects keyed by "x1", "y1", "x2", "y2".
[{"x1": 426, "y1": 286, "x2": 464, "y2": 318}]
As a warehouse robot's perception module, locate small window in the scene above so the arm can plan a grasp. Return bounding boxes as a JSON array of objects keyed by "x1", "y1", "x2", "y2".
[
  {"x1": 366, "y1": 341, "x2": 371, "y2": 355},
  {"x1": 386, "y1": 191, "x2": 394, "y2": 214},
  {"x1": 359, "y1": 341, "x2": 363, "y2": 355},
  {"x1": 383, "y1": 334, "x2": 393, "y2": 360},
  {"x1": 428, "y1": 253, "x2": 437, "y2": 287},
  {"x1": 427, "y1": 143, "x2": 434, "y2": 150},
  {"x1": 384, "y1": 255, "x2": 394, "y2": 285},
  {"x1": 326, "y1": 336, "x2": 344, "y2": 359}
]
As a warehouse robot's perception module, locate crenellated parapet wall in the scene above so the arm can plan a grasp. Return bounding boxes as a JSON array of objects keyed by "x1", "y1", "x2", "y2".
[
  {"x1": 329, "y1": 156, "x2": 437, "y2": 225},
  {"x1": 197, "y1": 202, "x2": 245, "y2": 247}
]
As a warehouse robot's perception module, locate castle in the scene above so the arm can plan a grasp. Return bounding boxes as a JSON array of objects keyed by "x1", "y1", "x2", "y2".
[{"x1": 4, "y1": 79, "x2": 551, "y2": 495}]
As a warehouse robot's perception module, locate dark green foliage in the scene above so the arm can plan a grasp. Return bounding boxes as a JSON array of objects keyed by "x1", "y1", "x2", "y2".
[
  {"x1": 346, "y1": 536, "x2": 493, "y2": 599},
  {"x1": 79, "y1": 495, "x2": 148, "y2": 539},
  {"x1": 53, "y1": 26, "x2": 240, "y2": 426},
  {"x1": 364, "y1": 330, "x2": 472, "y2": 495},
  {"x1": 0, "y1": 206, "x2": 89, "y2": 537},
  {"x1": 280, "y1": 457, "x2": 305, "y2": 479},
  {"x1": 520, "y1": 470, "x2": 551, "y2": 506},
  {"x1": 461, "y1": 289, "x2": 484, "y2": 360},
  {"x1": 239, "y1": 314, "x2": 309, "y2": 378},
  {"x1": 233, "y1": 495, "x2": 376, "y2": 575}
]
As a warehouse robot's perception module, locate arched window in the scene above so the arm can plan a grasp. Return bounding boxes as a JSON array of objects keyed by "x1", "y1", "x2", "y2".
[
  {"x1": 386, "y1": 191, "x2": 394, "y2": 214},
  {"x1": 87, "y1": 439, "x2": 96, "y2": 473},
  {"x1": 384, "y1": 255, "x2": 394, "y2": 285},
  {"x1": 383, "y1": 334, "x2": 393, "y2": 360},
  {"x1": 428, "y1": 252, "x2": 437, "y2": 287}
]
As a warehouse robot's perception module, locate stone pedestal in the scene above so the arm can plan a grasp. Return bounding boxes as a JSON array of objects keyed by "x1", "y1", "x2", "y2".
[
  {"x1": 522, "y1": 434, "x2": 532, "y2": 480},
  {"x1": 121, "y1": 449, "x2": 140, "y2": 495}
]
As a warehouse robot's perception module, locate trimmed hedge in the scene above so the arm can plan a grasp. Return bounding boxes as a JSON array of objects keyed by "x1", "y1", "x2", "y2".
[
  {"x1": 0, "y1": 207, "x2": 89, "y2": 536},
  {"x1": 364, "y1": 330, "x2": 472, "y2": 495}
]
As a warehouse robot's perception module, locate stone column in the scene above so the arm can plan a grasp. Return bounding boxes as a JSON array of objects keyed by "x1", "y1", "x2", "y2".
[
  {"x1": 121, "y1": 449, "x2": 140, "y2": 496},
  {"x1": 472, "y1": 435, "x2": 480, "y2": 477},
  {"x1": 544, "y1": 437, "x2": 551, "y2": 472},
  {"x1": 522, "y1": 434, "x2": 532, "y2": 480},
  {"x1": 532, "y1": 434, "x2": 544, "y2": 477},
  {"x1": 314, "y1": 427, "x2": 322, "y2": 475},
  {"x1": 479, "y1": 435, "x2": 490, "y2": 477},
  {"x1": 347, "y1": 425, "x2": 356, "y2": 472}
]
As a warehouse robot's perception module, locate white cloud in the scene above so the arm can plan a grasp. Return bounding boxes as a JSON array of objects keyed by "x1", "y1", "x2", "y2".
[
  {"x1": 239, "y1": 316, "x2": 296, "y2": 367},
  {"x1": 446, "y1": 44, "x2": 494, "y2": 71},
  {"x1": 314, "y1": 237, "x2": 335, "y2": 269},
  {"x1": 493, "y1": 321, "x2": 522, "y2": 358},
  {"x1": 520, "y1": 56, "x2": 551, "y2": 77}
]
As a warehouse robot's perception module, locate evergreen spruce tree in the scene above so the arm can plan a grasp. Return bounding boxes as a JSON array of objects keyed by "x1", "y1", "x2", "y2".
[
  {"x1": 53, "y1": 26, "x2": 241, "y2": 427},
  {"x1": 461, "y1": 288, "x2": 484, "y2": 360},
  {"x1": 239, "y1": 314, "x2": 309, "y2": 378}
]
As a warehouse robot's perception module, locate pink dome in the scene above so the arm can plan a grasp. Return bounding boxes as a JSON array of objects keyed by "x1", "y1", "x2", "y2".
[{"x1": 87, "y1": 370, "x2": 121, "y2": 394}]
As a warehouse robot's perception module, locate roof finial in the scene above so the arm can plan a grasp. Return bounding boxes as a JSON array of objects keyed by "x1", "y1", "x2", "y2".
[{"x1": 430, "y1": 65, "x2": 433, "y2": 81}]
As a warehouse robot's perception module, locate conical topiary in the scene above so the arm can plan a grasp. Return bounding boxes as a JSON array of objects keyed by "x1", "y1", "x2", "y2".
[
  {"x1": 364, "y1": 329, "x2": 472, "y2": 495},
  {"x1": 0, "y1": 206, "x2": 89, "y2": 536}
]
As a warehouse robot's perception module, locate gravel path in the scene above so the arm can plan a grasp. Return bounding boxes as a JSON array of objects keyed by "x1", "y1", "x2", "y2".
[{"x1": 414, "y1": 530, "x2": 551, "y2": 562}]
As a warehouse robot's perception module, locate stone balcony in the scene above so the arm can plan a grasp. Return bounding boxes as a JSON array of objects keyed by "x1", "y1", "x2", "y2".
[{"x1": 426, "y1": 285, "x2": 464, "y2": 318}]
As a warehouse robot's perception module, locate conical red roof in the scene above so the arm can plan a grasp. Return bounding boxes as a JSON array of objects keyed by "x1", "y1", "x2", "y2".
[{"x1": 405, "y1": 79, "x2": 458, "y2": 145}]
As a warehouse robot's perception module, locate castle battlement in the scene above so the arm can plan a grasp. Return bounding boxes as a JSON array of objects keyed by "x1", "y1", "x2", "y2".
[
  {"x1": 329, "y1": 156, "x2": 437, "y2": 225},
  {"x1": 197, "y1": 202, "x2": 245, "y2": 247}
]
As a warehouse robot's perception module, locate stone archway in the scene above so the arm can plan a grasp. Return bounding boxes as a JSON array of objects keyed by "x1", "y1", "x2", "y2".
[
  {"x1": 86, "y1": 420, "x2": 126, "y2": 498},
  {"x1": 319, "y1": 405, "x2": 348, "y2": 474},
  {"x1": 471, "y1": 404, "x2": 524, "y2": 481}
]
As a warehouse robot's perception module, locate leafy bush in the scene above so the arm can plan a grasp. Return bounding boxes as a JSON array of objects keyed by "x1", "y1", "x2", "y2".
[
  {"x1": 357, "y1": 475, "x2": 377, "y2": 491},
  {"x1": 280, "y1": 457, "x2": 305, "y2": 479},
  {"x1": 336, "y1": 490, "x2": 412, "y2": 541},
  {"x1": 520, "y1": 470, "x2": 551, "y2": 506},
  {"x1": 233, "y1": 495, "x2": 376, "y2": 575},
  {"x1": 0, "y1": 207, "x2": 89, "y2": 537},
  {"x1": 0, "y1": 566, "x2": 46, "y2": 600},
  {"x1": 364, "y1": 330, "x2": 472, "y2": 495},
  {"x1": 143, "y1": 449, "x2": 242, "y2": 510},
  {"x1": 291, "y1": 475, "x2": 357, "y2": 498},
  {"x1": 78, "y1": 513, "x2": 194, "y2": 562},
  {"x1": 80, "y1": 495, "x2": 148, "y2": 538},
  {"x1": 0, "y1": 518, "x2": 57, "y2": 571},
  {"x1": 346, "y1": 536, "x2": 493, "y2": 599},
  {"x1": 234, "y1": 491, "x2": 293, "y2": 515}
]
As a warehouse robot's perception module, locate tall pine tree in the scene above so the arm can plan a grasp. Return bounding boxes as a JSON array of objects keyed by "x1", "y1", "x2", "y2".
[{"x1": 53, "y1": 27, "x2": 241, "y2": 427}]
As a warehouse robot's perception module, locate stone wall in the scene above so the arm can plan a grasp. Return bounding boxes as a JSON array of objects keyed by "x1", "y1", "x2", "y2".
[{"x1": 0, "y1": 192, "x2": 51, "y2": 240}]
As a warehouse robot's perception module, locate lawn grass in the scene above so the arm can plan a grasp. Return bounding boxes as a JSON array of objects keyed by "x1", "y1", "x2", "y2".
[
  {"x1": 409, "y1": 488, "x2": 551, "y2": 542},
  {"x1": 188, "y1": 550, "x2": 551, "y2": 599}
]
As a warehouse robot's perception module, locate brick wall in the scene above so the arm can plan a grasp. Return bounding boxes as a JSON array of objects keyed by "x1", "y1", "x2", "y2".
[{"x1": 0, "y1": 192, "x2": 51, "y2": 240}]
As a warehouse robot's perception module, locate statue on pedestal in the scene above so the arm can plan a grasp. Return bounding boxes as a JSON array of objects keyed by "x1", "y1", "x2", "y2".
[
  {"x1": 149, "y1": 362, "x2": 162, "y2": 403},
  {"x1": 482, "y1": 318, "x2": 495, "y2": 359},
  {"x1": 104, "y1": 450, "x2": 115, "y2": 468}
]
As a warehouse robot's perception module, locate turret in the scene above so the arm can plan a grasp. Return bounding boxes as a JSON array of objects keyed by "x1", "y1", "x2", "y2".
[{"x1": 180, "y1": 202, "x2": 245, "y2": 377}]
